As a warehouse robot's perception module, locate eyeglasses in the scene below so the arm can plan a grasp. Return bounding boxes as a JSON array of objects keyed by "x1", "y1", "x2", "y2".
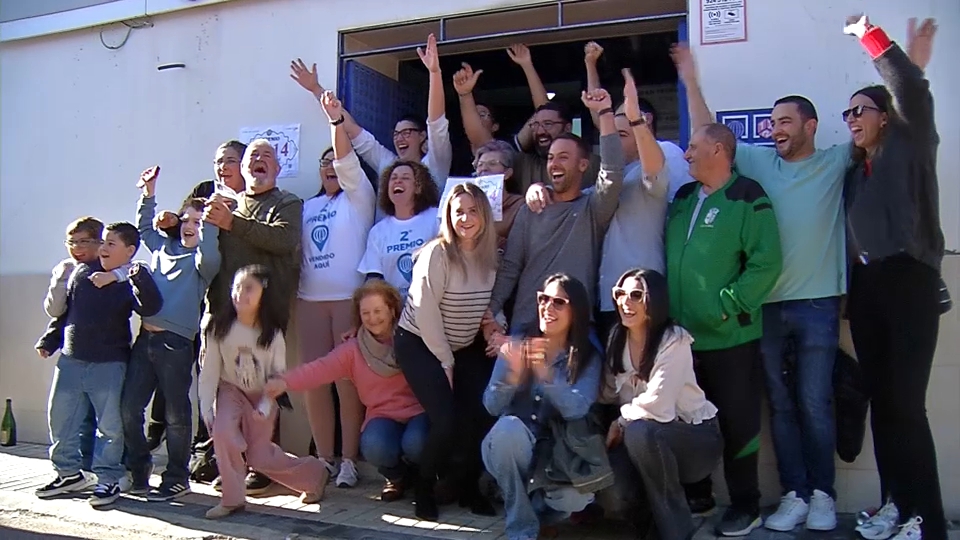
[
  {"x1": 214, "y1": 157, "x2": 240, "y2": 167},
  {"x1": 842, "y1": 104, "x2": 881, "y2": 121},
  {"x1": 474, "y1": 158, "x2": 504, "y2": 172},
  {"x1": 537, "y1": 292, "x2": 569, "y2": 309},
  {"x1": 612, "y1": 287, "x2": 648, "y2": 303},
  {"x1": 64, "y1": 239, "x2": 102, "y2": 248},
  {"x1": 528, "y1": 120, "x2": 562, "y2": 131},
  {"x1": 393, "y1": 128, "x2": 423, "y2": 139},
  {"x1": 319, "y1": 158, "x2": 334, "y2": 167}
]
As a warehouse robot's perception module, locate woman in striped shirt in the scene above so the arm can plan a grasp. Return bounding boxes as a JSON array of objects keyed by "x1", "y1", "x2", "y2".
[{"x1": 394, "y1": 182, "x2": 499, "y2": 520}]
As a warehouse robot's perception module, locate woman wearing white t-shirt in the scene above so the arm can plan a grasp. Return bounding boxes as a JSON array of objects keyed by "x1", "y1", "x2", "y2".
[
  {"x1": 294, "y1": 89, "x2": 376, "y2": 491},
  {"x1": 358, "y1": 160, "x2": 441, "y2": 298}
]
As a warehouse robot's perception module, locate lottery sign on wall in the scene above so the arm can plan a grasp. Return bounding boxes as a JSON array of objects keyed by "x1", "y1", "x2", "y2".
[
  {"x1": 440, "y1": 174, "x2": 505, "y2": 222},
  {"x1": 700, "y1": 0, "x2": 746, "y2": 45},
  {"x1": 238, "y1": 124, "x2": 301, "y2": 179},
  {"x1": 717, "y1": 109, "x2": 774, "y2": 147}
]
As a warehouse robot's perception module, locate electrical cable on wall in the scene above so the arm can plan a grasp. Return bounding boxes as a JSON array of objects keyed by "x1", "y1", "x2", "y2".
[{"x1": 99, "y1": 18, "x2": 154, "y2": 50}]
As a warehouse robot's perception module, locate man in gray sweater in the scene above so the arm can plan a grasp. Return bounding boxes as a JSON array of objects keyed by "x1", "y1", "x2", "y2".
[{"x1": 487, "y1": 88, "x2": 624, "y2": 334}]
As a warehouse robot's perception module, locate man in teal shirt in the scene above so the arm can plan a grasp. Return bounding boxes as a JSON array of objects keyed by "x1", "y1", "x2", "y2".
[{"x1": 673, "y1": 46, "x2": 849, "y2": 534}]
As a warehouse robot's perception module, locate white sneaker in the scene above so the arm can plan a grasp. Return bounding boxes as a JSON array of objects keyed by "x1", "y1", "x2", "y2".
[
  {"x1": 890, "y1": 517, "x2": 923, "y2": 540},
  {"x1": 856, "y1": 501, "x2": 901, "y2": 540},
  {"x1": 764, "y1": 491, "x2": 809, "y2": 531},
  {"x1": 336, "y1": 458, "x2": 358, "y2": 488},
  {"x1": 806, "y1": 489, "x2": 838, "y2": 531},
  {"x1": 320, "y1": 458, "x2": 337, "y2": 484}
]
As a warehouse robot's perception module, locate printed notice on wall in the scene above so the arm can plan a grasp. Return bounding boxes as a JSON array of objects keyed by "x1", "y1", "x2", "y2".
[
  {"x1": 239, "y1": 124, "x2": 301, "y2": 179},
  {"x1": 700, "y1": 0, "x2": 746, "y2": 45},
  {"x1": 440, "y1": 174, "x2": 504, "y2": 222}
]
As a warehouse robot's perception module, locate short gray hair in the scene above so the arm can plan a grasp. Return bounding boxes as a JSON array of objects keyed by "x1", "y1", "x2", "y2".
[{"x1": 475, "y1": 139, "x2": 516, "y2": 169}]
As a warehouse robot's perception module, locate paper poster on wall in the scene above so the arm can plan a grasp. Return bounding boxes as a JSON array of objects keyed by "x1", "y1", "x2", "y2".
[
  {"x1": 700, "y1": 0, "x2": 746, "y2": 45},
  {"x1": 238, "y1": 124, "x2": 301, "y2": 179},
  {"x1": 717, "y1": 109, "x2": 774, "y2": 146},
  {"x1": 439, "y1": 174, "x2": 504, "y2": 222}
]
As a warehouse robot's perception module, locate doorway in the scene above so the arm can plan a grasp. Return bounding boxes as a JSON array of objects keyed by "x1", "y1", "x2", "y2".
[{"x1": 338, "y1": 0, "x2": 688, "y2": 179}]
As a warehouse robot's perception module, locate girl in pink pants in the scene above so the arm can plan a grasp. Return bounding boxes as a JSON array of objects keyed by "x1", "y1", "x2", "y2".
[{"x1": 199, "y1": 265, "x2": 328, "y2": 519}]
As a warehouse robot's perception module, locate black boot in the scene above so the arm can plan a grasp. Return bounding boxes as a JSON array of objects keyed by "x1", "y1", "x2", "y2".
[
  {"x1": 414, "y1": 477, "x2": 439, "y2": 521},
  {"x1": 458, "y1": 483, "x2": 496, "y2": 516}
]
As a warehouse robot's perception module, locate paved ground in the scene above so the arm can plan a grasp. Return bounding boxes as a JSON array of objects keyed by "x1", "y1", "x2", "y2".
[{"x1": 0, "y1": 443, "x2": 954, "y2": 540}]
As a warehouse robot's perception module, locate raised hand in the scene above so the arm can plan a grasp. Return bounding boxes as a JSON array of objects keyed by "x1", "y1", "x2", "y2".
[
  {"x1": 452, "y1": 62, "x2": 483, "y2": 95},
  {"x1": 320, "y1": 90, "x2": 344, "y2": 122},
  {"x1": 622, "y1": 68, "x2": 642, "y2": 122},
  {"x1": 670, "y1": 43, "x2": 698, "y2": 86},
  {"x1": 136, "y1": 165, "x2": 160, "y2": 196},
  {"x1": 290, "y1": 58, "x2": 323, "y2": 95},
  {"x1": 906, "y1": 17, "x2": 937, "y2": 71},
  {"x1": 584, "y1": 41, "x2": 604, "y2": 65},
  {"x1": 843, "y1": 14, "x2": 871, "y2": 39},
  {"x1": 417, "y1": 33, "x2": 440, "y2": 73},
  {"x1": 580, "y1": 88, "x2": 613, "y2": 112},
  {"x1": 506, "y1": 44, "x2": 533, "y2": 67},
  {"x1": 154, "y1": 210, "x2": 179, "y2": 231}
]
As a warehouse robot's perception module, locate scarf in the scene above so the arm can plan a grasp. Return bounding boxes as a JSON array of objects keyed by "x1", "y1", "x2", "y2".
[{"x1": 358, "y1": 326, "x2": 400, "y2": 377}]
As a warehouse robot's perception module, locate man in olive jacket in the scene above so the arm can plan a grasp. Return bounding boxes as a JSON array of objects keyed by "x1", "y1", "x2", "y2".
[{"x1": 665, "y1": 123, "x2": 782, "y2": 535}]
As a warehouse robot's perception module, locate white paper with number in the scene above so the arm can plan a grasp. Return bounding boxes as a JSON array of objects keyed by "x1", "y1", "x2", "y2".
[
  {"x1": 439, "y1": 174, "x2": 504, "y2": 222},
  {"x1": 238, "y1": 123, "x2": 301, "y2": 179}
]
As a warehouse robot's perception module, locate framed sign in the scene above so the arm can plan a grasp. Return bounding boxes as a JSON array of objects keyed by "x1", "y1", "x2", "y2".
[
  {"x1": 717, "y1": 108, "x2": 774, "y2": 147},
  {"x1": 700, "y1": 0, "x2": 747, "y2": 45}
]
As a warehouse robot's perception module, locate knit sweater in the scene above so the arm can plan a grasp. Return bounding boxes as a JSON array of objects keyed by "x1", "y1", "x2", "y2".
[{"x1": 398, "y1": 240, "x2": 495, "y2": 368}]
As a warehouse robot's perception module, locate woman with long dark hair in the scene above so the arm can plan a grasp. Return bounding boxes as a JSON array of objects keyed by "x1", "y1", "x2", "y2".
[
  {"x1": 599, "y1": 268, "x2": 720, "y2": 540},
  {"x1": 482, "y1": 274, "x2": 606, "y2": 540},
  {"x1": 842, "y1": 15, "x2": 947, "y2": 540}
]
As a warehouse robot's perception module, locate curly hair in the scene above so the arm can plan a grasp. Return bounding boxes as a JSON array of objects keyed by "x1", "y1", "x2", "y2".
[
  {"x1": 350, "y1": 279, "x2": 403, "y2": 331},
  {"x1": 376, "y1": 160, "x2": 440, "y2": 216}
]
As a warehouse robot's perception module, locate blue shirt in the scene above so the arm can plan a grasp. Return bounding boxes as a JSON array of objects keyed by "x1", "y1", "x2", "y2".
[
  {"x1": 483, "y1": 345, "x2": 602, "y2": 437},
  {"x1": 734, "y1": 143, "x2": 851, "y2": 303}
]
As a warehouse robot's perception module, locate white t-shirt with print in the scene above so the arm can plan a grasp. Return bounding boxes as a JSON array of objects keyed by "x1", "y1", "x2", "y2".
[
  {"x1": 299, "y1": 151, "x2": 376, "y2": 302},
  {"x1": 357, "y1": 206, "x2": 440, "y2": 299}
]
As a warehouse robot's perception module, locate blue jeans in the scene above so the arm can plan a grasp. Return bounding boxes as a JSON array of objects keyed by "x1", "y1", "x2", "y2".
[
  {"x1": 48, "y1": 355, "x2": 126, "y2": 484},
  {"x1": 121, "y1": 330, "x2": 195, "y2": 486},
  {"x1": 761, "y1": 297, "x2": 840, "y2": 500},
  {"x1": 79, "y1": 404, "x2": 96, "y2": 472},
  {"x1": 482, "y1": 416, "x2": 594, "y2": 540},
  {"x1": 359, "y1": 413, "x2": 429, "y2": 481}
]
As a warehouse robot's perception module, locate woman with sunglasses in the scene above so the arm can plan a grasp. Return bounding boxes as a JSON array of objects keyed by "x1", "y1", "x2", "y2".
[
  {"x1": 599, "y1": 268, "x2": 720, "y2": 540},
  {"x1": 842, "y1": 15, "x2": 947, "y2": 540},
  {"x1": 482, "y1": 274, "x2": 604, "y2": 540},
  {"x1": 394, "y1": 183, "x2": 500, "y2": 520},
  {"x1": 293, "y1": 90, "x2": 376, "y2": 491}
]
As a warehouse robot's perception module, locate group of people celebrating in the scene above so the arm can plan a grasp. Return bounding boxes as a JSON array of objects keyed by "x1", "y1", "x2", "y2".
[{"x1": 32, "y1": 12, "x2": 948, "y2": 540}]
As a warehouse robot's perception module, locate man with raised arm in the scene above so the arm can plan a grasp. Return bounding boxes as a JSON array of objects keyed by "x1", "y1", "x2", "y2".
[
  {"x1": 486, "y1": 88, "x2": 624, "y2": 335},
  {"x1": 672, "y1": 42, "x2": 853, "y2": 533}
]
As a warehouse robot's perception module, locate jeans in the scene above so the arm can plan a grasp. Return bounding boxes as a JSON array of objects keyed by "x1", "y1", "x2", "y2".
[
  {"x1": 48, "y1": 355, "x2": 126, "y2": 484},
  {"x1": 621, "y1": 418, "x2": 722, "y2": 540},
  {"x1": 79, "y1": 404, "x2": 96, "y2": 472},
  {"x1": 360, "y1": 414, "x2": 429, "y2": 481},
  {"x1": 849, "y1": 256, "x2": 946, "y2": 540},
  {"x1": 482, "y1": 416, "x2": 594, "y2": 540},
  {"x1": 121, "y1": 329, "x2": 195, "y2": 486},
  {"x1": 761, "y1": 297, "x2": 840, "y2": 500}
]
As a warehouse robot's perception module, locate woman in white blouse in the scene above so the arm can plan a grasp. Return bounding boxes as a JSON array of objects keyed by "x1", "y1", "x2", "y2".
[{"x1": 600, "y1": 268, "x2": 721, "y2": 540}]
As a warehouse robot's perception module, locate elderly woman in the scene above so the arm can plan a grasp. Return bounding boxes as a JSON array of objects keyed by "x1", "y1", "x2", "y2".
[{"x1": 473, "y1": 140, "x2": 526, "y2": 253}]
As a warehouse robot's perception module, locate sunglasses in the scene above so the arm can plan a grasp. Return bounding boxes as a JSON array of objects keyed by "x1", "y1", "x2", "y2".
[
  {"x1": 537, "y1": 292, "x2": 569, "y2": 309},
  {"x1": 612, "y1": 287, "x2": 647, "y2": 303},
  {"x1": 842, "y1": 104, "x2": 881, "y2": 121}
]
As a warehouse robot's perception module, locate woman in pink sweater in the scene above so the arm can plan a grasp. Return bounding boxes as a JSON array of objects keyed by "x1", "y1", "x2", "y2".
[{"x1": 263, "y1": 280, "x2": 425, "y2": 502}]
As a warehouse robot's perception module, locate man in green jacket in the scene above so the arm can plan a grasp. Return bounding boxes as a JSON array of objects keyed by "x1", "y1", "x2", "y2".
[{"x1": 665, "y1": 123, "x2": 782, "y2": 536}]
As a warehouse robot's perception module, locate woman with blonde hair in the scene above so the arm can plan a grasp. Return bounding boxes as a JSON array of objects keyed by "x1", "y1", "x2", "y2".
[{"x1": 394, "y1": 183, "x2": 500, "y2": 520}]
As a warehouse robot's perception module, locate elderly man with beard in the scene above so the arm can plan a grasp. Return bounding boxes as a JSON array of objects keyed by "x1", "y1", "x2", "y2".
[
  {"x1": 201, "y1": 138, "x2": 304, "y2": 494},
  {"x1": 485, "y1": 88, "x2": 623, "y2": 336}
]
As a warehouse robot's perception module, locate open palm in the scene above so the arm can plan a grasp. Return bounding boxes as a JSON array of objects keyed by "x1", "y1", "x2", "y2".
[
  {"x1": 907, "y1": 17, "x2": 937, "y2": 71},
  {"x1": 289, "y1": 58, "x2": 323, "y2": 94}
]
